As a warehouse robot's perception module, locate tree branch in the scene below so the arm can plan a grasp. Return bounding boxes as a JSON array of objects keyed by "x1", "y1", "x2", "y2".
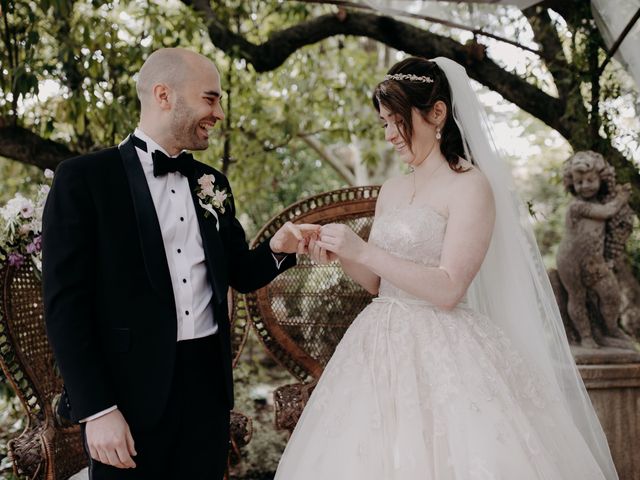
[
  {"x1": 522, "y1": 5, "x2": 573, "y2": 101},
  {"x1": 299, "y1": 0, "x2": 543, "y2": 56},
  {"x1": 0, "y1": 124, "x2": 79, "y2": 170},
  {"x1": 298, "y1": 134, "x2": 356, "y2": 185},
  {"x1": 186, "y1": 3, "x2": 566, "y2": 136}
]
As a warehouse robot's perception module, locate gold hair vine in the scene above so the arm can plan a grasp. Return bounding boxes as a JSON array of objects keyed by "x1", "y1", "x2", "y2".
[{"x1": 384, "y1": 73, "x2": 434, "y2": 83}]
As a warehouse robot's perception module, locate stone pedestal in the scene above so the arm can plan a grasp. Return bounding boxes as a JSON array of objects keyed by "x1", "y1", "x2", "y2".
[{"x1": 575, "y1": 347, "x2": 640, "y2": 480}]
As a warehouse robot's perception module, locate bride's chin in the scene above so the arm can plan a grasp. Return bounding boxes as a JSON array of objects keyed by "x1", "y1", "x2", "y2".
[
  {"x1": 399, "y1": 152, "x2": 415, "y2": 165},
  {"x1": 405, "y1": 156, "x2": 419, "y2": 167}
]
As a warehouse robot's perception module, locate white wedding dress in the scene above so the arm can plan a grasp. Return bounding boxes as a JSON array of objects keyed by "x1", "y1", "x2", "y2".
[{"x1": 274, "y1": 203, "x2": 608, "y2": 480}]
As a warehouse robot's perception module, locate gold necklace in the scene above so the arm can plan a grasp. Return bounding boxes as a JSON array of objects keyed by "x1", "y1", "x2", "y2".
[
  {"x1": 408, "y1": 160, "x2": 445, "y2": 205},
  {"x1": 408, "y1": 136, "x2": 442, "y2": 205}
]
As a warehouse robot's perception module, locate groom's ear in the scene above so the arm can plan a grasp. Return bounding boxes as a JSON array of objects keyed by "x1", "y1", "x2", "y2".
[{"x1": 152, "y1": 83, "x2": 172, "y2": 110}]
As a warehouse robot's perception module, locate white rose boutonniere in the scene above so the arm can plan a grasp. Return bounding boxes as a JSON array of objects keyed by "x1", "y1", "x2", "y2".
[{"x1": 196, "y1": 173, "x2": 231, "y2": 217}]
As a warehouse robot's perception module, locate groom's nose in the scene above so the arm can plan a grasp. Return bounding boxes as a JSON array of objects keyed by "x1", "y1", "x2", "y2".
[{"x1": 212, "y1": 102, "x2": 225, "y2": 122}]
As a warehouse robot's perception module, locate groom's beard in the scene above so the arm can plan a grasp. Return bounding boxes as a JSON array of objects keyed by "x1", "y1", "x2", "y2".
[{"x1": 170, "y1": 96, "x2": 210, "y2": 151}]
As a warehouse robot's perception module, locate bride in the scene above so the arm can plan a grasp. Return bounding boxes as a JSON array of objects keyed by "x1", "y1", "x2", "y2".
[{"x1": 274, "y1": 57, "x2": 618, "y2": 479}]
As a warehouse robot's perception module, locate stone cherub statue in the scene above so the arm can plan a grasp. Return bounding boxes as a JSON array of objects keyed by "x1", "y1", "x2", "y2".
[{"x1": 555, "y1": 150, "x2": 636, "y2": 349}]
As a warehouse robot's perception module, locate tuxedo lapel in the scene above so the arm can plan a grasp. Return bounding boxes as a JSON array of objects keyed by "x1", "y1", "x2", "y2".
[
  {"x1": 119, "y1": 135, "x2": 175, "y2": 304},
  {"x1": 188, "y1": 166, "x2": 227, "y2": 304}
]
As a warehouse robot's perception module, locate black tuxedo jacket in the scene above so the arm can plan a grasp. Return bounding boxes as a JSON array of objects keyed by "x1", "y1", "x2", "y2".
[{"x1": 42, "y1": 135, "x2": 295, "y2": 429}]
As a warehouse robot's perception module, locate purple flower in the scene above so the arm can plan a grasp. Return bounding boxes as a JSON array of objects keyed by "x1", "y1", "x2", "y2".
[
  {"x1": 26, "y1": 235, "x2": 42, "y2": 254},
  {"x1": 8, "y1": 252, "x2": 25, "y2": 268}
]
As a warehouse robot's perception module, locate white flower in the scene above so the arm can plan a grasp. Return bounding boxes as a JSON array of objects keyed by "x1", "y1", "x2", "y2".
[
  {"x1": 212, "y1": 190, "x2": 228, "y2": 204},
  {"x1": 198, "y1": 174, "x2": 216, "y2": 198},
  {"x1": 198, "y1": 174, "x2": 215, "y2": 190},
  {"x1": 33, "y1": 206, "x2": 44, "y2": 225},
  {"x1": 201, "y1": 184, "x2": 215, "y2": 198},
  {"x1": 0, "y1": 205, "x2": 11, "y2": 222},
  {"x1": 1, "y1": 195, "x2": 31, "y2": 221},
  {"x1": 20, "y1": 203, "x2": 34, "y2": 219},
  {"x1": 44, "y1": 169, "x2": 54, "y2": 179},
  {"x1": 29, "y1": 217, "x2": 41, "y2": 233}
]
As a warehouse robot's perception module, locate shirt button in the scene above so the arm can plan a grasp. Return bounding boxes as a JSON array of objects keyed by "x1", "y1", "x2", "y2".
[
  {"x1": 180, "y1": 216, "x2": 184, "y2": 222},
  {"x1": 182, "y1": 278, "x2": 187, "y2": 283},
  {"x1": 185, "y1": 310, "x2": 190, "y2": 316},
  {"x1": 171, "y1": 189, "x2": 176, "y2": 194},
  {"x1": 177, "y1": 248, "x2": 182, "y2": 254}
]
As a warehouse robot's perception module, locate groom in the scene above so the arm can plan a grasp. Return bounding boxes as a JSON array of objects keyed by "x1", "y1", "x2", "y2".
[{"x1": 42, "y1": 48, "x2": 316, "y2": 479}]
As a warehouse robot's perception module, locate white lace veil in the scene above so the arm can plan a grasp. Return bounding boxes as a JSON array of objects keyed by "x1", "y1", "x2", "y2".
[{"x1": 431, "y1": 57, "x2": 618, "y2": 479}]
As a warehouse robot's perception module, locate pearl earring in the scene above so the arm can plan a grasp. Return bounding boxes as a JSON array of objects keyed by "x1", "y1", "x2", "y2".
[{"x1": 435, "y1": 127, "x2": 442, "y2": 141}]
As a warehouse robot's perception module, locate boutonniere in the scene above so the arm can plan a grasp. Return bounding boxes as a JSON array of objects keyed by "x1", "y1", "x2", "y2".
[{"x1": 196, "y1": 174, "x2": 231, "y2": 217}]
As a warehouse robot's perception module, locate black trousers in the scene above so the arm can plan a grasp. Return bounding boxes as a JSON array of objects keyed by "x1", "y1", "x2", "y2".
[{"x1": 84, "y1": 334, "x2": 230, "y2": 480}]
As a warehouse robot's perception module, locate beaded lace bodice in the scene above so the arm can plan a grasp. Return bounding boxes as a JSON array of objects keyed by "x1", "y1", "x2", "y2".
[{"x1": 369, "y1": 203, "x2": 467, "y2": 304}]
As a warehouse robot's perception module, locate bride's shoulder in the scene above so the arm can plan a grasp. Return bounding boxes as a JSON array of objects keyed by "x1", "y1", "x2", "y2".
[
  {"x1": 375, "y1": 175, "x2": 405, "y2": 213},
  {"x1": 381, "y1": 174, "x2": 406, "y2": 188},
  {"x1": 378, "y1": 174, "x2": 406, "y2": 198},
  {"x1": 449, "y1": 161, "x2": 493, "y2": 205}
]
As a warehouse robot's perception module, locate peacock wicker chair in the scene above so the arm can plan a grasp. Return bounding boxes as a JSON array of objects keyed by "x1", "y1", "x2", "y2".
[
  {"x1": 0, "y1": 257, "x2": 252, "y2": 480},
  {"x1": 244, "y1": 186, "x2": 380, "y2": 433},
  {"x1": 0, "y1": 259, "x2": 85, "y2": 480}
]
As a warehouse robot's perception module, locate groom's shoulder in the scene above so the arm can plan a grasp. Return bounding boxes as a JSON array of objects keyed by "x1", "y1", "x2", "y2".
[{"x1": 57, "y1": 146, "x2": 121, "y2": 175}]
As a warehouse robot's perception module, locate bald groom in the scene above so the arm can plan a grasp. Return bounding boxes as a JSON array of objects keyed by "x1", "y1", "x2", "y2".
[{"x1": 42, "y1": 48, "x2": 317, "y2": 479}]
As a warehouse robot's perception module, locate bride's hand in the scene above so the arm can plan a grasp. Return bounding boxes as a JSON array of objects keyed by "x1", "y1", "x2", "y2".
[
  {"x1": 308, "y1": 233, "x2": 337, "y2": 264},
  {"x1": 316, "y1": 223, "x2": 367, "y2": 263}
]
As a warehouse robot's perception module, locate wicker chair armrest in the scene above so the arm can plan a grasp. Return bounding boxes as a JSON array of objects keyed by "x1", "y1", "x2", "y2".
[
  {"x1": 8, "y1": 420, "x2": 86, "y2": 480},
  {"x1": 230, "y1": 410, "x2": 253, "y2": 449},
  {"x1": 273, "y1": 380, "x2": 318, "y2": 433},
  {"x1": 8, "y1": 426, "x2": 46, "y2": 480}
]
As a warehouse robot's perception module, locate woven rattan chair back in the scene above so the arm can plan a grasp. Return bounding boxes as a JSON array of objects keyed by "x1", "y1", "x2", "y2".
[
  {"x1": 0, "y1": 260, "x2": 87, "y2": 479},
  {"x1": 245, "y1": 186, "x2": 380, "y2": 382}
]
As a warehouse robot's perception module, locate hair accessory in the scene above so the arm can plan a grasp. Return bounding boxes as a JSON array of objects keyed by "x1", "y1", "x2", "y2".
[{"x1": 384, "y1": 73, "x2": 434, "y2": 83}]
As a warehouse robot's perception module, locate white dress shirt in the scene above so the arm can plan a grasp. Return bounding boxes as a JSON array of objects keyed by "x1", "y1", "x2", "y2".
[{"x1": 134, "y1": 127, "x2": 218, "y2": 342}]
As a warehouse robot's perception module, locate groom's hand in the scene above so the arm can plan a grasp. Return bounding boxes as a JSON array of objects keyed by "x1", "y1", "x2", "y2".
[
  {"x1": 269, "y1": 222, "x2": 320, "y2": 254},
  {"x1": 85, "y1": 408, "x2": 137, "y2": 469}
]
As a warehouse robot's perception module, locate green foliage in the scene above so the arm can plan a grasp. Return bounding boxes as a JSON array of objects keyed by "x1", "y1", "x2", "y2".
[
  {"x1": 0, "y1": 0, "x2": 45, "y2": 119},
  {"x1": 216, "y1": 35, "x2": 386, "y2": 234},
  {"x1": 1, "y1": 0, "x2": 210, "y2": 148},
  {"x1": 551, "y1": 4, "x2": 639, "y2": 158},
  {"x1": 0, "y1": 158, "x2": 43, "y2": 205},
  {"x1": 627, "y1": 218, "x2": 640, "y2": 280},
  {"x1": 0, "y1": 393, "x2": 23, "y2": 479},
  {"x1": 1, "y1": 0, "x2": 391, "y2": 235}
]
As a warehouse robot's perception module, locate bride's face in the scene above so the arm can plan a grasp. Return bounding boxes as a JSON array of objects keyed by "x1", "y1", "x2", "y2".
[{"x1": 379, "y1": 104, "x2": 438, "y2": 167}]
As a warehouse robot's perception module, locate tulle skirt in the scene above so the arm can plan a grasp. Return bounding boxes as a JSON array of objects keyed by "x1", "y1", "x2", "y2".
[{"x1": 274, "y1": 297, "x2": 607, "y2": 480}]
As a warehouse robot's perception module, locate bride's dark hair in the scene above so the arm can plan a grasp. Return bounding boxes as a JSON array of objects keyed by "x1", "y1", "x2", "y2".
[{"x1": 372, "y1": 57, "x2": 468, "y2": 172}]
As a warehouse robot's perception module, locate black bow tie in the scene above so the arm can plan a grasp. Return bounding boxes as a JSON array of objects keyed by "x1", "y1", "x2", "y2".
[{"x1": 151, "y1": 150, "x2": 194, "y2": 178}]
